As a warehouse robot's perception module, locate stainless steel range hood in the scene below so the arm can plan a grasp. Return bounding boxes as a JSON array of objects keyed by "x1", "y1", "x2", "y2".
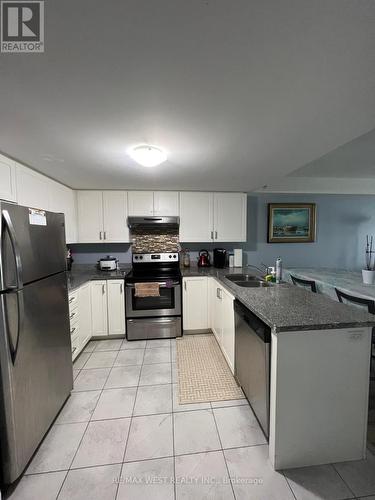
[{"x1": 127, "y1": 216, "x2": 179, "y2": 230}]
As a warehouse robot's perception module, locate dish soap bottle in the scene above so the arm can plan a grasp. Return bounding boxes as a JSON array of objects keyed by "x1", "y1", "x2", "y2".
[{"x1": 275, "y1": 257, "x2": 282, "y2": 284}]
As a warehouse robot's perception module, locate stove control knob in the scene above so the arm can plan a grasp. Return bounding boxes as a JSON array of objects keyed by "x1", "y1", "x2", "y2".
[
  {"x1": 139, "y1": 256, "x2": 143, "y2": 260},
  {"x1": 169, "y1": 255, "x2": 172, "y2": 258},
  {"x1": 173, "y1": 255, "x2": 177, "y2": 258},
  {"x1": 134, "y1": 256, "x2": 138, "y2": 260}
]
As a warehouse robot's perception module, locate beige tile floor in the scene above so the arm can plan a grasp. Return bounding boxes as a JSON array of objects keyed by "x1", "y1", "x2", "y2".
[{"x1": 5, "y1": 337, "x2": 375, "y2": 500}]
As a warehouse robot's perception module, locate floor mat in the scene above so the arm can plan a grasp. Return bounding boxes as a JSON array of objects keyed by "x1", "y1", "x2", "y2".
[{"x1": 176, "y1": 333, "x2": 244, "y2": 404}]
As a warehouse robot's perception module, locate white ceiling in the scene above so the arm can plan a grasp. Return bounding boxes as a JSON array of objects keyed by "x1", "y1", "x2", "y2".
[
  {"x1": 290, "y1": 127, "x2": 375, "y2": 178},
  {"x1": 1, "y1": 0, "x2": 375, "y2": 191}
]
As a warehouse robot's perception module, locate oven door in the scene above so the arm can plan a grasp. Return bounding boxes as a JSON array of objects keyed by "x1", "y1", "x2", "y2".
[{"x1": 125, "y1": 281, "x2": 181, "y2": 318}]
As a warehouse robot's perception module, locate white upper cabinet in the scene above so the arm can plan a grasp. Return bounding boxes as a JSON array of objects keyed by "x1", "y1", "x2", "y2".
[
  {"x1": 48, "y1": 180, "x2": 77, "y2": 243},
  {"x1": 15, "y1": 164, "x2": 50, "y2": 210},
  {"x1": 77, "y1": 191, "x2": 103, "y2": 243},
  {"x1": 128, "y1": 191, "x2": 154, "y2": 216},
  {"x1": 179, "y1": 192, "x2": 214, "y2": 242},
  {"x1": 77, "y1": 191, "x2": 130, "y2": 243},
  {"x1": 153, "y1": 191, "x2": 179, "y2": 216},
  {"x1": 128, "y1": 191, "x2": 179, "y2": 216},
  {"x1": 103, "y1": 191, "x2": 129, "y2": 242},
  {"x1": 0, "y1": 154, "x2": 17, "y2": 202},
  {"x1": 180, "y1": 191, "x2": 247, "y2": 242},
  {"x1": 213, "y1": 192, "x2": 247, "y2": 242}
]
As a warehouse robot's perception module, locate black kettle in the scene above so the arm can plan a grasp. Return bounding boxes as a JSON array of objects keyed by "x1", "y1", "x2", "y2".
[{"x1": 197, "y1": 249, "x2": 211, "y2": 267}]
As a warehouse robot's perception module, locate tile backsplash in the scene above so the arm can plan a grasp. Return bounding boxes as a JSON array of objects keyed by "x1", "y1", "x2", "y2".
[{"x1": 131, "y1": 229, "x2": 180, "y2": 253}]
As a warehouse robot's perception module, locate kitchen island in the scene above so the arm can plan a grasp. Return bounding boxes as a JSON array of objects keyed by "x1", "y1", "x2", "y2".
[{"x1": 182, "y1": 265, "x2": 375, "y2": 469}]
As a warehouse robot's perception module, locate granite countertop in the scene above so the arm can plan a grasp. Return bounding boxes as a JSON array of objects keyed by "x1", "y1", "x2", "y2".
[
  {"x1": 67, "y1": 264, "x2": 131, "y2": 292},
  {"x1": 181, "y1": 265, "x2": 375, "y2": 333},
  {"x1": 67, "y1": 263, "x2": 375, "y2": 333},
  {"x1": 284, "y1": 267, "x2": 375, "y2": 301}
]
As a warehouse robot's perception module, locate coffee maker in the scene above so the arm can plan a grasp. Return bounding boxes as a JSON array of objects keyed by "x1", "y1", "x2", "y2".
[{"x1": 213, "y1": 248, "x2": 227, "y2": 268}]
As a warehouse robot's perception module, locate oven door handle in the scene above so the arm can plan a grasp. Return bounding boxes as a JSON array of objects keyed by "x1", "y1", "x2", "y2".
[{"x1": 126, "y1": 281, "x2": 180, "y2": 288}]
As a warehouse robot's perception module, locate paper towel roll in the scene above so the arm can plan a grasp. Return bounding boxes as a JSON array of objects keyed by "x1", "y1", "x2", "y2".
[{"x1": 233, "y1": 249, "x2": 242, "y2": 267}]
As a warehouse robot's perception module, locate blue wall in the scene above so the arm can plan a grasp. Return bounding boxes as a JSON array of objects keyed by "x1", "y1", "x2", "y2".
[
  {"x1": 242, "y1": 193, "x2": 375, "y2": 270},
  {"x1": 70, "y1": 193, "x2": 375, "y2": 270}
]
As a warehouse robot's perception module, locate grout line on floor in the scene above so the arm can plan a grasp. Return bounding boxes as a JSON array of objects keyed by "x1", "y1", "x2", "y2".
[
  {"x1": 58, "y1": 349, "x2": 116, "y2": 497},
  {"x1": 170, "y1": 342, "x2": 177, "y2": 500},
  {"x1": 282, "y1": 471, "x2": 298, "y2": 500},
  {"x1": 211, "y1": 406, "x2": 237, "y2": 500},
  {"x1": 54, "y1": 420, "x2": 89, "y2": 498},
  {"x1": 332, "y1": 463, "x2": 360, "y2": 499},
  {"x1": 114, "y1": 346, "x2": 146, "y2": 500}
]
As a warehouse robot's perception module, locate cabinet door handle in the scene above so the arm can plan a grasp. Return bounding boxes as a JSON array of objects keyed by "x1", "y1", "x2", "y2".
[
  {"x1": 216, "y1": 288, "x2": 222, "y2": 299},
  {"x1": 215, "y1": 231, "x2": 218, "y2": 240},
  {"x1": 72, "y1": 346, "x2": 77, "y2": 355},
  {"x1": 99, "y1": 231, "x2": 103, "y2": 240},
  {"x1": 211, "y1": 231, "x2": 213, "y2": 240},
  {"x1": 102, "y1": 284, "x2": 105, "y2": 295},
  {"x1": 69, "y1": 297, "x2": 74, "y2": 304},
  {"x1": 104, "y1": 231, "x2": 106, "y2": 240},
  {"x1": 184, "y1": 281, "x2": 187, "y2": 291},
  {"x1": 120, "y1": 283, "x2": 123, "y2": 294},
  {"x1": 70, "y1": 327, "x2": 76, "y2": 335},
  {"x1": 70, "y1": 311, "x2": 76, "y2": 320}
]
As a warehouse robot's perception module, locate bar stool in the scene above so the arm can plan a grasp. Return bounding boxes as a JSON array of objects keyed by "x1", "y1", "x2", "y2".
[
  {"x1": 335, "y1": 289, "x2": 375, "y2": 314},
  {"x1": 290, "y1": 275, "x2": 317, "y2": 293}
]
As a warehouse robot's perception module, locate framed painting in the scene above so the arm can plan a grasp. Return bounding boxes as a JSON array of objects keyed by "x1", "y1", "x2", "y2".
[{"x1": 267, "y1": 203, "x2": 316, "y2": 243}]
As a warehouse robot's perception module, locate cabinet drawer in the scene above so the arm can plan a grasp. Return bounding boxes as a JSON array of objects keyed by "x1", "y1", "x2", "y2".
[
  {"x1": 68, "y1": 291, "x2": 79, "y2": 312},
  {"x1": 69, "y1": 309, "x2": 79, "y2": 325},
  {"x1": 71, "y1": 331, "x2": 80, "y2": 360},
  {"x1": 70, "y1": 323, "x2": 79, "y2": 337}
]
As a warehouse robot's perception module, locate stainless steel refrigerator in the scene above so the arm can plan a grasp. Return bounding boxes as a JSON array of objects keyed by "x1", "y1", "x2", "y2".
[{"x1": 0, "y1": 202, "x2": 73, "y2": 485}]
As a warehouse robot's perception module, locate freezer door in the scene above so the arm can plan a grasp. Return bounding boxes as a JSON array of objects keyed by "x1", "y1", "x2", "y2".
[
  {"x1": 0, "y1": 202, "x2": 66, "y2": 290},
  {"x1": 0, "y1": 272, "x2": 73, "y2": 484}
]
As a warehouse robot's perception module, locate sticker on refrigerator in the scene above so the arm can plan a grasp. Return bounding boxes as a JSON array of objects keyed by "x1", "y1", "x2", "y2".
[{"x1": 29, "y1": 208, "x2": 47, "y2": 226}]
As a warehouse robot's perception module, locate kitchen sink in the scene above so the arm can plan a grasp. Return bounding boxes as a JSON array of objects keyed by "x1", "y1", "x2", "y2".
[
  {"x1": 235, "y1": 281, "x2": 271, "y2": 288},
  {"x1": 225, "y1": 274, "x2": 260, "y2": 282},
  {"x1": 225, "y1": 274, "x2": 271, "y2": 288}
]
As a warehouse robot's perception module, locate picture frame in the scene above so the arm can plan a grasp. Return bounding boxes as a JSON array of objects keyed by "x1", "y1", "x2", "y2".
[{"x1": 267, "y1": 203, "x2": 316, "y2": 243}]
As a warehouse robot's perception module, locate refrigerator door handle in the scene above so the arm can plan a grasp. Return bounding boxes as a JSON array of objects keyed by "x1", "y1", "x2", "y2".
[
  {"x1": 2, "y1": 210, "x2": 24, "y2": 291},
  {"x1": 2, "y1": 290, "x2": 24, "y2": 364}
]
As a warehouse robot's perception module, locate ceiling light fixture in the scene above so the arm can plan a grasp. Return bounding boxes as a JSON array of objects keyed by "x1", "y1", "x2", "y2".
[{"x1": 128, "y1": 144, "x2": 167, "y2": 167}]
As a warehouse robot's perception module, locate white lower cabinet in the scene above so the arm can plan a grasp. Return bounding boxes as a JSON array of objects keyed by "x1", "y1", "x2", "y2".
[
  {"x1": 220, "y1": 288, "x2": 235, "y2": 372},
  {"x1": 68, "y1": 289, "x2": 80, "y2": 361},
  {"x1": 182, "y1": 276, "x2": 235, "y2": 371},
  {"x1": 90, "y1": 280, "x2": 109, "y2": 336},
  {"x1": 211, "y1": 280, "x2": 223, "y2": 345},
  {"x1": 78, "y1": 283, "x2": 92, "y2": 347},
  {"x1": 182, "y1": 277, "x2": 209, "y2": 331},
  {"x1": 69, "y1": 279, "x2": 126, "y2": 361},
  {"x1": 107, "y1": 280, "x2": 126, "y2": 335},
  {"x1": 210, "y1": 278, "x2": 236, "y2": 373},
  {"x1": 90, "y1": 280, "x2": 125, "y2": 337}
]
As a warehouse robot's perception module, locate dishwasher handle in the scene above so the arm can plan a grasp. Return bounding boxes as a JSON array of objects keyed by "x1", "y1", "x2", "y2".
[{"x1": 234, "y1": 300, "x2": 271, "y2": 343}]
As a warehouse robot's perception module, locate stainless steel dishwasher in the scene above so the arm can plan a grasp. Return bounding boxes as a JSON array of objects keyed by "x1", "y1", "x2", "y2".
[{"x1": 234, "y1": 300, "x2": 271, "y2": 439}]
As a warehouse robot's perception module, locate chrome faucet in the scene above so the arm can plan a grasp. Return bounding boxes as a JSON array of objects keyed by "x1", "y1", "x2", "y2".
[{"x1": 246, "y1": 263, "x2": 273, "y2": 275}]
